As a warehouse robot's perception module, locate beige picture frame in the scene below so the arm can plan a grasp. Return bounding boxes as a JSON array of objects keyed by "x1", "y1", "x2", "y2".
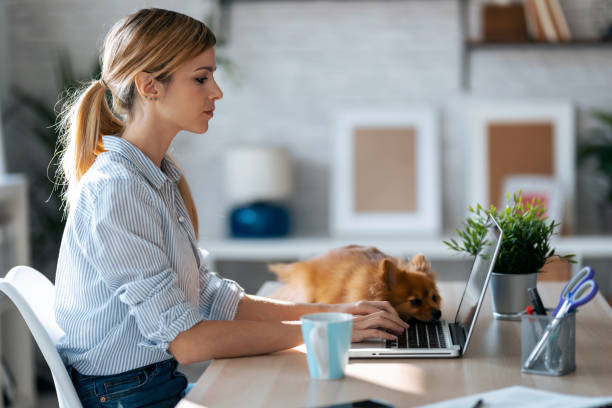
[
  {"x1": 331, "y1": 109, "x2": 441, "y2": 237},
  {"x1": 467, "y1": 100, "x2": 575, "y2": 233}
]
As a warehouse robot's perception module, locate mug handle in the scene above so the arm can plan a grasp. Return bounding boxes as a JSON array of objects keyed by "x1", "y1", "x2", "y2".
[{"x1": 309, "y1": 323, "x2": 329, "y2": 378}]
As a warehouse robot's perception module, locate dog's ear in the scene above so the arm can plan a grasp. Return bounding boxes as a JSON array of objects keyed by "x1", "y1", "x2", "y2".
[
  {"x1": 378, "y1": 258, "x2": 399, "y2": 288},
  {"x1": 409, "y1": 253, "x2": 436, "y2": 278}
]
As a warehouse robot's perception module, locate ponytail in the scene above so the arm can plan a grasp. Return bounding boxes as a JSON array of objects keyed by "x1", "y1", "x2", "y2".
[{"x1": 58, "y1": 80, "x2": 123, "y2": 210}]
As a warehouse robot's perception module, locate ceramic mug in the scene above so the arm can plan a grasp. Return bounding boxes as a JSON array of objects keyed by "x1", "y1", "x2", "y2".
[{"x1": 301, "y1": 312, "x2": 353, "y2": 380}]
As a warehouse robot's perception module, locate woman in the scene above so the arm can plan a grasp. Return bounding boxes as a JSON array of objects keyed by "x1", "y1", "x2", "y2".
[{"x1": 54, "y1": 8, "x2": 408, "y2": 407}]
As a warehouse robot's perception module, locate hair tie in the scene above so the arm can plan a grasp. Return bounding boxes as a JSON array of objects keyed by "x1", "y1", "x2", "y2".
[{"x1": 98, "y1": 78, "x2": 108, "y2": 89}]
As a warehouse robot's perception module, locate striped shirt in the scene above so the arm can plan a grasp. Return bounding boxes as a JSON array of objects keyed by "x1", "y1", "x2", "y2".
[{"x1": 55, "y1": 135, "x2": 244, "y2": 376}]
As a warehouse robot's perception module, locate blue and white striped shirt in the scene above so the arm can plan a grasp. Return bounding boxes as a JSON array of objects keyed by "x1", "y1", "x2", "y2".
[{"x1": 55, "y1": 135, "x2": 244, "y2": 375}]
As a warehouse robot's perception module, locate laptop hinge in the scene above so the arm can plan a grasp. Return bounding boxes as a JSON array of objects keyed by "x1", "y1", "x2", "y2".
[{"x1": 449, "y1": 323, "x2": 466, "y2": 352}]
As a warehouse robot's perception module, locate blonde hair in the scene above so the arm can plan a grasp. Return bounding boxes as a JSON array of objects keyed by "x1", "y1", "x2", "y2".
[{"x1": 58, "y1": 8, "x2": 216, "y2": 239}]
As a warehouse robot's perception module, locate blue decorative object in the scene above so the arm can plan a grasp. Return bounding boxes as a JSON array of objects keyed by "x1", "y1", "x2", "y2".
[{"x1": 230, "y1": 201, "x2": 290, "y2": 238}]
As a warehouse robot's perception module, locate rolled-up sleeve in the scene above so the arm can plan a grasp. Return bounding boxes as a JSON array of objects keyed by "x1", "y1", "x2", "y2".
[
  {"x1": 197, "y1": 249, "x2": 245, "y2": 321},
  {"x1": 80, "y1": 180, "x2": 202, "y2": 350}
]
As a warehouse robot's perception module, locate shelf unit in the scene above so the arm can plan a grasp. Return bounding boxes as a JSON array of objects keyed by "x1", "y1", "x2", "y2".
[{"x1": 458, "y1": 0, "x2": 612, "y2": 89}]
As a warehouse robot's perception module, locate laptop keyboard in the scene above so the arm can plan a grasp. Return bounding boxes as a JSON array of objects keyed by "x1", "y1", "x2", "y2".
[{"x1": 385, "y1": 320, "x2": 447, "y2": 349}]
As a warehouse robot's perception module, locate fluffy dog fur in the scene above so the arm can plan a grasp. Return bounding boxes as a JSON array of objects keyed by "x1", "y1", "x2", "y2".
[{"x1": 268, "y1": 245, "x2": 442, "y2": 322}]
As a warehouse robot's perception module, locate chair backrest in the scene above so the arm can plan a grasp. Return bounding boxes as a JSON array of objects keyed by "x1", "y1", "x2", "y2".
[{"x1": 0, "y1": 266, "x2": 82, "y2": 408}]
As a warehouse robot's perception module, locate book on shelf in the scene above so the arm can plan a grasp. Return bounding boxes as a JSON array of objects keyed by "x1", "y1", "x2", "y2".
[
  {"x1": 523, "y1": 0, "x2": 572, "y2": 42},
  {"x1": 524, "y1": 0, "x2": 544, "y2": 41},
  {"x1": 534, "y1": 0, "x2": 559, "y2": 41},
  {"x1": 547, "y1": 0, "x2": 572, "y2": 41}
]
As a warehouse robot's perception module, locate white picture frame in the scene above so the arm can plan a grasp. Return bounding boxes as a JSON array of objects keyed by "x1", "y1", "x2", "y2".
[
  {"x1": 467, "y1": 100, "x2": 575, "y2": 232},
  {"x1": 331, "y1": 109, "x2": 441, "y2": 237}
]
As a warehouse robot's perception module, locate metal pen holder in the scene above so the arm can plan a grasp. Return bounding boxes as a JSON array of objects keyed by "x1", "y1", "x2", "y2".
[{"x1": 521, "y1": 309, "x2": 576, "y2": 376}]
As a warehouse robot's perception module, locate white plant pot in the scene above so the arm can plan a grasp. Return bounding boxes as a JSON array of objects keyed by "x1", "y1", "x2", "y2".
[{"x1": 490, "y1": 272, "x2": 538, "y2": 320}]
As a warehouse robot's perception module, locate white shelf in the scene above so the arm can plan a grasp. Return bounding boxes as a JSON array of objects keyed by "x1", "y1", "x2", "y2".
[{"x1": 199, "y1": 235, "x2": 612, "y2": 267}]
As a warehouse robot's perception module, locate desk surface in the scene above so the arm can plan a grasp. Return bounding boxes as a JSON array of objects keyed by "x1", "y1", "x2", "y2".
[{"x1": 178, "y1": 282, "x2": 612, "y2": 408}]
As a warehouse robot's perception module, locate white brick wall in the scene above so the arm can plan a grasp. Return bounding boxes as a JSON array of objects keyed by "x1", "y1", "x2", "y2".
[{"x1": 4, "y1": 0, "x2": 612, "y2": 239}]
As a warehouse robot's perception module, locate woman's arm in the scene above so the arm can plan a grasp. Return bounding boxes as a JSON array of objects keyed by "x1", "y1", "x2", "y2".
[
  {"x1": 170, "y1": 297, "x2": 409, "y2": 364},
  {"x1": 235, "y1": 295, "x2": 409, "y2": 333},
  {"x1": 235, "y1": 294, "x2": 329, "y2": 321},
  {"x1": 169, "y1": 319, "x2": 303, "y2": 365}
]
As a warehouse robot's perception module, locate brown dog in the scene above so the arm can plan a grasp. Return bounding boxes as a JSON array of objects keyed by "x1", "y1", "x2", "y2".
[{"x1": 268, "y1": 245, "x2": 442, "y2": 322}]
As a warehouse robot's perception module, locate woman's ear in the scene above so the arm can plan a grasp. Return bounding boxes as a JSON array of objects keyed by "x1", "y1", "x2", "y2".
[{"x1": 134, "y1": 72, "x2": 160, "y2": 101}]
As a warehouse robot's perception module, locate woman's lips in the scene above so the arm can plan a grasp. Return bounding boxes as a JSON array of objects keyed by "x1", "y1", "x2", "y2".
[{"x1": 203, "y1": 110, "x2": 214, "y2": 118}]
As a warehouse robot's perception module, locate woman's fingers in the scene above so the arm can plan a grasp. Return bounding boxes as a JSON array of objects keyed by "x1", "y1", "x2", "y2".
[
  {"x1": 353, "y1": 310, "x2": 406, "y2": 334},
  {"x1": 352, "y1": 301, "x2": 409, "y2": 329},
  {"x1": 352, "y1": 328, "x2": 397, "y2": 342}
]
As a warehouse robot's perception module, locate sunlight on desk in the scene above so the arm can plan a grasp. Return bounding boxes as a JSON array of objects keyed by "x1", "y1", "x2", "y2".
[{"x1": 346, "y1": 362, "x2": 425, "y2": 395}]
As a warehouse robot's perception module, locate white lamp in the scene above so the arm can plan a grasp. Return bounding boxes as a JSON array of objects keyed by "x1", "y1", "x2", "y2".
[
  {"x1": 225, "y1": 146, "x2": 293, "y2": 204},
  {"x1": 224, "y1": 146, "x2": 293, "y2": 237}
]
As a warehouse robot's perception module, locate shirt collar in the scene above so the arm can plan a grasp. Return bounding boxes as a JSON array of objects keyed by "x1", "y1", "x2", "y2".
[{"x1": 102, "y1": 136, "x2": 181, "y2": 188}]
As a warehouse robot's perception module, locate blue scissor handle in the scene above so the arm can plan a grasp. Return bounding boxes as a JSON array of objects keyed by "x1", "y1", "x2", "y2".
[
  {"x1": 554, "y1": 266, "x2": 595, "y2": 315},
  {"x1": 567, "y1": 279, "x2": 598, "y2": 310}
]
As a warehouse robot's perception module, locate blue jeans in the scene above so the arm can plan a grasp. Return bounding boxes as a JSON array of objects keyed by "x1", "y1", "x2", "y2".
[{"x1": 68, "y1": 359, "x2": 188, "y2": 408}]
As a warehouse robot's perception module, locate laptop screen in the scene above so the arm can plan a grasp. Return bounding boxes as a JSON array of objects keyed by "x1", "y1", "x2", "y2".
[{"x1": 454, "y1": 217, "x2": 503, "y2": 340}]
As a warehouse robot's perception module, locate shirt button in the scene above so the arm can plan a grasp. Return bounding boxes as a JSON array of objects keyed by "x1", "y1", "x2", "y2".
[{"x1": 178, "y1": 216, "x2": 185, "y2": 223}]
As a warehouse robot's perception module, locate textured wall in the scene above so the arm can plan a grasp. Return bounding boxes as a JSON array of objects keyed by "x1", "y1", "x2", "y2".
[{"x1": 3, "y1": 0, "x2": 612, "y2": 242}]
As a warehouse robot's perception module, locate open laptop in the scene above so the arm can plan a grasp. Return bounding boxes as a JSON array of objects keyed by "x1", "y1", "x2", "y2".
[{"x1": 349, "y1": 216, "x2": 503, "y2": 358}]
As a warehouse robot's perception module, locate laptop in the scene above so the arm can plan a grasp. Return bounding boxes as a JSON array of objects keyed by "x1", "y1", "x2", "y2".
[{"x1": 348, "y1": 216, "x2": 503, "y2": 358}]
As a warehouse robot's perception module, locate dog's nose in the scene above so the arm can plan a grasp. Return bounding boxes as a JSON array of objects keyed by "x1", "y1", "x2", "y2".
[{"x1": 432, "y1": 309, "x2": 441, "y2": 320}]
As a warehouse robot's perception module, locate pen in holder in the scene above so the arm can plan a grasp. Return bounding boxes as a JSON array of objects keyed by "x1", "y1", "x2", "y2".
[{"x1": 521, "y1": 309, "x2": 576, "y2": 376}]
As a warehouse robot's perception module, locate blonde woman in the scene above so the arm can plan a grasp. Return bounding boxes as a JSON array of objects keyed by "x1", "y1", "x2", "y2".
[{"x1": 54, "y1": 8, "x2": 408, "y2": 407}]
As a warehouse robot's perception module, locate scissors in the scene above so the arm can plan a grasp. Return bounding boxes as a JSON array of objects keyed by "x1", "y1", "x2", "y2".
[
  {"x1": 552, "y1": 266, "x2": 596, "y2": 316},
  {"x1": 523, "y1": 268, "x2": 599, "y2": 370}
]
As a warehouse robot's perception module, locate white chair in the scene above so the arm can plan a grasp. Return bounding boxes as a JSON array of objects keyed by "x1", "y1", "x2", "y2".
[{"x1": 0, "y1": 266, "x2": 82, "y2": 408}]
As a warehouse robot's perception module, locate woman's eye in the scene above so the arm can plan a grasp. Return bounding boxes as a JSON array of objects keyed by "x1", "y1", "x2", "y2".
[
  {"x1": 195, "y1": 77, "x2": 208, "y2": 84},
  {"x1": 410, "y1": 299, "x2": 422, "y2": 306}
]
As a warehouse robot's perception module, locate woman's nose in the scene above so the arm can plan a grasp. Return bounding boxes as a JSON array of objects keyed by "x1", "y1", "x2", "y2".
[{"x1": 212, "y1": 80, "x2": 223, "y2": 101}]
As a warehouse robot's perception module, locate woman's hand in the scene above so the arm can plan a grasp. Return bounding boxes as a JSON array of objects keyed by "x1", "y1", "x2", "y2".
[{"x1": 331, "y1": 301, "x2": 409, "y2": 342}]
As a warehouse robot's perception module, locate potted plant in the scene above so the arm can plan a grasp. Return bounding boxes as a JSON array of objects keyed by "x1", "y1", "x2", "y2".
[{"x1": 444, "y1": 192, "x2": 575, "y2": 320}]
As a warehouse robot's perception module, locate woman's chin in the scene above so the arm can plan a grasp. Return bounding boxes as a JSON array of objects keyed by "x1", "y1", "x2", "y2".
[{"x1": 186, "y1": 123, "x2": 209, "y2": 134}]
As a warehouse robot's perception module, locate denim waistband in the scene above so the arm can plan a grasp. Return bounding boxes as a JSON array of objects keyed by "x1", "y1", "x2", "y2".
[{"x1": 68, "y1": 358, "x2": 177, "y2": 383}]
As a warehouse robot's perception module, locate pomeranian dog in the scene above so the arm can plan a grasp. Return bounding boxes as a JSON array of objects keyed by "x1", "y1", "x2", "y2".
[{"x1": 268, "y1": 245, "x2": 442, "y2": 322}]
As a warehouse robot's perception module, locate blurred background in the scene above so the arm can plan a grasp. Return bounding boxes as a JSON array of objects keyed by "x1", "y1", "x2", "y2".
[{"x1": 0, "y1": 0, "x2": 612, "y2": 406}]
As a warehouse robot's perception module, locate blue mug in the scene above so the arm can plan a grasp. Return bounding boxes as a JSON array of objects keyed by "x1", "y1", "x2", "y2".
[{"x1": 301, "y1": 313, "x2": 353, "y2": 380}]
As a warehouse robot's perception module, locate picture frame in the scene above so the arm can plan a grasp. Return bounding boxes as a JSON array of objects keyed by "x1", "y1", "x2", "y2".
[
  {"x1": 467, "y1": 100, "x2": 575, "y2": 232},
  {"x1": 331, "y1": 109, "x2": 441, "y2": 237}
]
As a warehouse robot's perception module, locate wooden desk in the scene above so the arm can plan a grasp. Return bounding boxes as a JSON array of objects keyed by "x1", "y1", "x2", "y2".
[{"x1": 178, "y1": 282, "x2": 612, "y2": 408}]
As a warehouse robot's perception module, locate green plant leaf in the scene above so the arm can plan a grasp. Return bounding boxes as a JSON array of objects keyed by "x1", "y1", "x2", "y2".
[{"x1": 444, "y1": 192, "x2": 574, "y2": 273}]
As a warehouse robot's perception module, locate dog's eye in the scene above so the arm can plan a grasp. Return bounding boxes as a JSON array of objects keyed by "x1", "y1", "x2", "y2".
[
  {"x1": 410, "y1": 299, "x2": 422, "y2": 306},
  {"x1": 432, "y1": 294, "x2": 438, "y2": 303}
]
